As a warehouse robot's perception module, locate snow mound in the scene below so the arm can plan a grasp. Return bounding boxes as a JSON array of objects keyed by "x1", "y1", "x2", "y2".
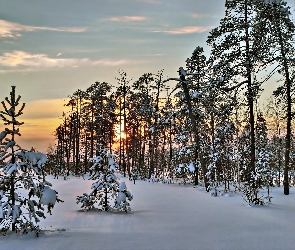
[{"x1": 116, "y1": 192, "x2": 126, "y2": 203}]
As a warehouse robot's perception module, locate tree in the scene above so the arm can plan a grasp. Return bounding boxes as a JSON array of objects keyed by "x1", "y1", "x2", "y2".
[
  {"x1": 207, "y1": 0, "x2": 272, "y2": 199},
  {"x1": 116, "y1": 71, "x2": 131, "y2": 177},
  {"x1": 255, "y1": 113, "x2": 273, "y2": 202},
  {"x1": 185, "y1": 47, "x2": 208, "y2": 186},
  {"x1": 260, "y1": 0, "x2": 295, "y2": 195},
  {"x1": 76, "y1": 146, "x2": 132, "y2": 212},
  {"x1": 265, "y1": 97, "x2": 285, "y2": 187},
  {"x1": 0, "y1": 86, "x2": 62, "y2": 235},
  {"x1": 164, "y1": 66, "x2": 210, "y2": 190}
]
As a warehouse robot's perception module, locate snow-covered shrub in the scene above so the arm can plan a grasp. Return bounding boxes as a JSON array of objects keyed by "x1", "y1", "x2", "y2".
[
  {"x1": 76, "y1": 147, "x2": 133, "y2": 212},
  {"x1": 0, "y1": 86, "x2": 62, "y2": 236}
]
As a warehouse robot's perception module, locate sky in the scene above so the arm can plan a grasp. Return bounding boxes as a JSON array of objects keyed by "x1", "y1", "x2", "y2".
[
  {"x1": 0, "y1": 0, "x2": 227, "y2": 152},
  {"x1": 0, "y1": 0, "x2": 294, "y2": 153}
]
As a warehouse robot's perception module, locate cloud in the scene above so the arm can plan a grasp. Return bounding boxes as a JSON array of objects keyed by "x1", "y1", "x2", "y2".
[
  {"x1": 0, "y1": 50, "x2": 144, "y2": 71},
  {"x1": 0, "y1": 19, "x2": 87, "y2": 38},
  {"x1": 155, "y1": 26, "x2": 214, "y2": 35},
  {"x1": 191, "y1": 13, "x2": 219, "y2": 19},
  {"x1": 0, "y1": 51, "x2": 79, "y2": 67},
  {"x1": 93, "y1": 59, "x2": 136, "y2": 66},
  {"x1": 107, "y1": 16, "x2": 147, "y2": 22}
]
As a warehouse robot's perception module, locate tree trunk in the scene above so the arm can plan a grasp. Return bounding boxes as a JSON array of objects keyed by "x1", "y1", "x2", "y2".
[
  {"x1": 275, "y1": 16, "x2": 292, "y2": 195},
  {"x1": 11, "y1": 106, "x2": 16, "y2": 231},
  {"x1": 245, "y1": 0, "x2": 256, "y2": 181}
]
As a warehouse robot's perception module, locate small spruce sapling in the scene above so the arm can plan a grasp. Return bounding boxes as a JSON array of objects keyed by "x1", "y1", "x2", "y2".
[
  {"x1": 0, "y1": 86, "x2": 62, "y2": 236},
  {"x1": 76, "y1": 146, "x2": 133, "y2": 212}
]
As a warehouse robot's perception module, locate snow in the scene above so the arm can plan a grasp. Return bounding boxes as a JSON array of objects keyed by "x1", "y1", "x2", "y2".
[
  {"x1": 0, "y1": 130, "x2": 8, "y2": 141},
  {"x1": 4, "y1": 140, "x2": 15, "y2": 150},
  {"x1": 40, "y1": 187, "x2": 57, "y2": 206},
  {"x1": 17, "y1": 151, "x2": 47, "y2": 167},
  {"x1": 6, "y1": 163, "x2": 18, "y2": 175},
  {"x1": 0, "y1": 201, "x2": 3, "y2": 219},
  {"x1": 12, "y1": 205, "x2": 19, "y2": 223},
  {"x1": 188, "y1": 162, "x2": 195, "y2": 172},
  {"x1": 108, "y1": 157, "x2": 115, "y2": 166},
  {"x1": 1, "y1": 175, "x2": 295, "y2": 250},
  {"x1": 116, "y1": 191, "x2": 126, "y2": 203},
  {"x1": 119, "y1": 181, "x2": 127, "y2": 192}
]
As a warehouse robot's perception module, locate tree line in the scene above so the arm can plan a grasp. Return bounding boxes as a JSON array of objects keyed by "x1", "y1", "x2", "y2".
[{"x1": 47, "y1": 0, "x2": 295, "y2": 205}]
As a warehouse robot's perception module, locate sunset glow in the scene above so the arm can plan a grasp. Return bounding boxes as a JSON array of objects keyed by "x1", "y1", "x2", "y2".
[
  {"x1": 114, "y1": 122, "x2": 126, "y2": 141},
  {"x1": 0, "y1": 98, "x2": 68, "y2": 152}
]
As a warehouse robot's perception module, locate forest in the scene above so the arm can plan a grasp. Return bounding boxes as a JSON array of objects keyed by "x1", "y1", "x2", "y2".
[
  {"x1": 47, "y1": 0, "x2": 295, "y2": 205},
  {"x1": 1, "y1": 0, "x2": 295, "y2": 238}
]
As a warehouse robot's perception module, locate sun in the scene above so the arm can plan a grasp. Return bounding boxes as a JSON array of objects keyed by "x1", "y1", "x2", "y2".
[{"x1": 114, "y1": 123, "x2": 126, "y2": 140}]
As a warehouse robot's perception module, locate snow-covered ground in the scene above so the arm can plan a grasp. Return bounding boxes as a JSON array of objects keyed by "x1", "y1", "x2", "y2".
[{"x1": 1, "y1": 175, "x2": 295, "y2": 250}]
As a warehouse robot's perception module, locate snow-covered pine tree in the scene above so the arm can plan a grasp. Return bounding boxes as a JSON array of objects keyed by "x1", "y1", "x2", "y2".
[
  {"x1": 264, "y1": 97, "x2": 285, "y2": 187},
  {"x1": 259, "y1": 0, "x2": 295, "y2": 195},
  {"x1": 76, "y1": 146, "x2": 133, "y2": 212},
  {"x1": 167, "y1": 65, "x2": 209, "y2": 189},
  {"x1": 172, "y1": 144, "x2": 196, "y2": 185},
  {"x1": 130, "y1": 166, "x2": 139, "y2": 184},
  {"x1": 116, "y1": 72, "x2": 132, "y2": 177},
  {"x1": 241, "y1": 113, "x2": 273, "y2": 205},
  {"x1": 0, "y1": 86, "x2": 62, "y2": 236},
  {"x1": 159, "y1": 97, "x2": 177, "y2": 183},
  {"x1": 207, "y1": 0, "x2": 275, "y2": 203},
  {"x1": 255, "y1": 113, "x2": 273, "y2": 203},
  {"x1": 236, "y1": 124, "x2": 253, "y2": 201},
  {"x1": 208, "y1": 119, "x2": 236, "y2": 196},
  {"x1": 184, "y1": 46, "x2": 208, "y2": 187}
]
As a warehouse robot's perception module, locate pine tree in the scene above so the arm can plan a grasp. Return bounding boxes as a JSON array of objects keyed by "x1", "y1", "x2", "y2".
[
  {"x1": 207, "y1": 0, "x2": 275, "y2": 201},
  {"x1": 0, "y1": 86, "x2": 62, "y2": 236},
  {"x1": 255, "y1": 113, "x2": 273, "y2": 203},
  {"x1": 185, "y1": 46, "x2": 208, "y2": 187},
  {"x1": 260, "y1": 0, "x2": 295, "y2": 195},
  {"x1": 172, "y1": 144, "x2": 195, "y2": 185},
  {"x1": 76, "y1": 146, "x2": 133, "y2": 212}
]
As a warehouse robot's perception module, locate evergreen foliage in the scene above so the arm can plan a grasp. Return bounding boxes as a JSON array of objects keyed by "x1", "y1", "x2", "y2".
[
  {"x1": 76, "y1": 146, "x2": 133, "y2": 212},
  {"x1": 47, "y1": 0, "x2": 295, "y2": 205},
  {"x1": 0, "y1": 86, "x2": 62, "y2": 236}
]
